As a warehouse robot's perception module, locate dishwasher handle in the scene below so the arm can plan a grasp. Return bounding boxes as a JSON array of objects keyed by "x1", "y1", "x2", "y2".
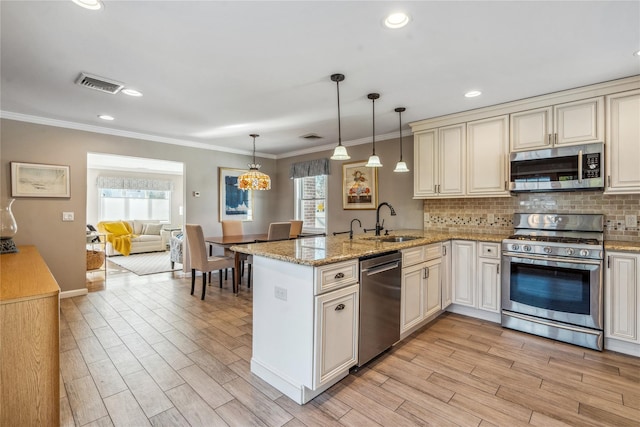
[{"x1": 361, "y1": 261, "x2": 400, "y2": 276}]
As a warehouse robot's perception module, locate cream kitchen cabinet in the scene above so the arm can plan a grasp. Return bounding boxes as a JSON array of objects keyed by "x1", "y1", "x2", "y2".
[
  {"x1": 314, "y1": 283, "x2": 359, "y2": 388},
  {"x1": 604, "y1": 251, "x2": 640, "y2": 356},
  {"x1": 510, "y1": 97, "x2": 604, "y2": 151},
  {"x1": 400, "y1": 243, "x2": 442, "y2": 336},
  {"x1": 441, "y1": 241, "x2": 452, "y2": 309},
  {"x1": 451, "y1": 240, "x2": 476, "y2": 307},
  {"x1": 605, "y1": 90, "x2": 640, "y2": 194},
  {"x1": 413, "y1": 124, "x2": 465, "y2": 198},
  {"x1": 466, "y1": 115, "x2": 510, "y2": 196},
  {"x1": 450, "y1": 240, "x2": 501, "y2": 322},
  {"x1": 477, "y1": 242, "x2": 501, "y2": 313}
]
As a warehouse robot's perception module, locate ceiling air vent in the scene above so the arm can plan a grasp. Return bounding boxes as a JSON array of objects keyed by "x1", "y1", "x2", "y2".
[
  {"x1": 75, "y1": 72, "x2": 124, "y2": 94},
  {"x1": 301, "y1": 133, "x2": 323, "y2": 140}
]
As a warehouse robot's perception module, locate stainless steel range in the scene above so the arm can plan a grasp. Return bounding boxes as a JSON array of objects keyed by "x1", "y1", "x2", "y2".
[{"x1": 501, "y1": 213, "x2": 604, "y2": 351}]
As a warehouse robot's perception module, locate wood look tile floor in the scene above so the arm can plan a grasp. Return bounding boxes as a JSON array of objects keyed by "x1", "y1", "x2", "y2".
[{"x1": 67, "y1": 264, "x2": 640, "y2": 426}]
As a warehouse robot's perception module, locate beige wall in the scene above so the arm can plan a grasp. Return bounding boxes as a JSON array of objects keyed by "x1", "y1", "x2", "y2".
[
  {"x1": 275, "y1": 136, "x2": 424, "y2": 235},
  {"x1": 0, "y1": 119, "x2": 278, "y2": 293}
]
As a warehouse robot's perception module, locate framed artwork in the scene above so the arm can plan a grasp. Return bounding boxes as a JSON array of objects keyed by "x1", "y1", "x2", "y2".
[
  {"x1": 342, "y1": 160, "x2": 378, "y2": 210},
  {"x1": 11, "y1": 162, "x2": 70, "y2": 198},
  {"x1": 219, "y1": 167, "x2": 253, "y2": 221}
]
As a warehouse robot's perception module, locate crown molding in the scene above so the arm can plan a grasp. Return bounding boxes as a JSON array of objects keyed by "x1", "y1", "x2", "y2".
[{"x1": 0, "y1": 111, "x2": 277, "y2": 160}]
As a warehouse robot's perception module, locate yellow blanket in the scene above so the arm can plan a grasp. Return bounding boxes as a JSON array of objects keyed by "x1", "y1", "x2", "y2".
[{"x1": 97, "y1": 221, "x2": 137, "y2": 256}]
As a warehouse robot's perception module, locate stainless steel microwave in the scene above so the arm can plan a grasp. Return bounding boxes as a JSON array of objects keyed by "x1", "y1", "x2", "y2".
[{"x1": 510, "y1": 143, "x2": 604, "y2": 192}]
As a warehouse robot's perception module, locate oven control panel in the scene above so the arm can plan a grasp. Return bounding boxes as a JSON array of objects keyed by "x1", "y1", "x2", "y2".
[{"x1": 502, "y1": 240, "x2": 603, "y2": 260}]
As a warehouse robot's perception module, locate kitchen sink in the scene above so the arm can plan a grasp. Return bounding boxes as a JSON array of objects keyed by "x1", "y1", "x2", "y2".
[
  {"x1": 361, "y1": 235, "x2": 421, "y2": 243},
  {"x1": 378, "y1": 236, "x2": 420, "y2": 242}
]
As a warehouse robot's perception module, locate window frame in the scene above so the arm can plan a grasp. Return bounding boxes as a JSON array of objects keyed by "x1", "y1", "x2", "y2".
[{"x1": 293, "y1": 175, "x2": 327, "y2": 234}]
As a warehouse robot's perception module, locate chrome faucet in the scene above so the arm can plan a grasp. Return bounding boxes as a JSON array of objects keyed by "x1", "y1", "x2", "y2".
[{"x1": 375, "y1": 202, "x2": 396, "y2": 236}]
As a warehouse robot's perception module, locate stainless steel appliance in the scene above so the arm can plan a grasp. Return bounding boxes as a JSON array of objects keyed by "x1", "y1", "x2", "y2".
[
  {"x1": 501, "y1": 213, "x2": 604, "y2": 350},
  {"x1": 358, "y1": 251, "x2": 402, "y2": 366},
  {"x1": 510, "y1": 142, "x2": 604, "y2": 192}
]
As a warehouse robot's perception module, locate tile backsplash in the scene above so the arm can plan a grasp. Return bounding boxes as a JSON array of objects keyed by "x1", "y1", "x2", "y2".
[{"x1": 423, "y1": 192, "x2": 640, "y2": 242}]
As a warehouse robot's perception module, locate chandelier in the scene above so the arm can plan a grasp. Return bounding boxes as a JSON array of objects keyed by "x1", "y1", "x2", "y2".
[{"x1": 238, "y1": 134, "x2": 271, "y2": 190}]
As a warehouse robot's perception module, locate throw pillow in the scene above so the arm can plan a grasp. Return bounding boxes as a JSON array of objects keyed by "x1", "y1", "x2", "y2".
[
  {"x1": 103, "y1": 221, "x2": 130, "y2": 236},
  {"x1": 143, "y1": 223, "x2": 163, "y2": 235}
]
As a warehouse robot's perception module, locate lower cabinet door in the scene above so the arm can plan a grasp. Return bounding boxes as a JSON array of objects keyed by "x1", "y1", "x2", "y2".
[
  {"x1": 424, "y1": 258, "x2": 442, "y2": 319},
  {"x1": 478, "y1": 258, "x2": 501, "y2": 313},
  {"x1": 313, "y1": 284, "x2": 359, "y2": 388},
  {"x1": 401, "y1": 263, "x2": 425, "y2": 333}
]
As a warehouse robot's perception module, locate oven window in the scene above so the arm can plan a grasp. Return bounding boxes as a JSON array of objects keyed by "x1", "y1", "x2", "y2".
[{"x1": 510, "y1": 263, "x2": 590, "y2": 314}]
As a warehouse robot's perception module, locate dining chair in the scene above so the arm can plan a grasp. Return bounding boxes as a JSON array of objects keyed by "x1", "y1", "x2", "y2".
[
  {"x1": 289, "y1": 220, "x2": 303, "y2": 238},
  {"x1": 267, "y1": 222, "x2": 292, "y2": 241},
  {"x1": 221, "y1": 219, "x2": 248, "y2": 279},
  {"x1": 185, "y1": 224, "x2": 235, "y2": 299}
]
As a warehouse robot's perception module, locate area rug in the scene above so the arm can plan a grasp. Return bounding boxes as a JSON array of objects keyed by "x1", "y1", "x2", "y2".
[{"x1": 108, "y1": 251, "x2": 180, "y2": 276}]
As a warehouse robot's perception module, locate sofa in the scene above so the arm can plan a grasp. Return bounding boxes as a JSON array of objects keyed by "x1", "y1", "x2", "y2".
[{"x1": 97, "y1": 220, "x2": 172, "y2": 256}]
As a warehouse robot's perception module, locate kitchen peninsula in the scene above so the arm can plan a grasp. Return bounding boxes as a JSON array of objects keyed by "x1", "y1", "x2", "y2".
[{"x1": 232, "y1": 230, "x2": 507, "y2": 404}]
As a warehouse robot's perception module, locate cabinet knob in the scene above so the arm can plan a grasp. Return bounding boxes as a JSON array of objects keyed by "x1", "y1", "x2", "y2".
[
  {"x1": 334, "y1": 272, "x2": 345, "y2": 279},
  {"x1": 335, "y1": 304, "x2": 345, "y2": 311}
]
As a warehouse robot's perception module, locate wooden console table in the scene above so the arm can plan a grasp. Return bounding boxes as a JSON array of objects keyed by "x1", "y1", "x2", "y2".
[{"x1": 0, "y1": 245, "x2": 60, "y2": 426}]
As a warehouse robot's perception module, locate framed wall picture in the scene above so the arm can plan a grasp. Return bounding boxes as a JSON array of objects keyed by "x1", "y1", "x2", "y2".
[
  {"x1": 11, "y1": 162, "x2": 70, "y2": 198},
  {"x1": 342, "y1": 160, "x2": 378, "y2": 210},
  {"x1": 219, "y1": 167, "x2": 253, "y2": 221}
]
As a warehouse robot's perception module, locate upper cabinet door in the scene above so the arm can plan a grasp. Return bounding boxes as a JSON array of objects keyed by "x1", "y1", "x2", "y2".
[
  {"x1": 510, "y1": 107, "x2": 552, "y2": 151},
  {"x1": 413, "y1": 130, "x2": 438, "y2": 197},
  {"x1": 467, "y1": 115, "x2": 509, "y2": 196},
  {"x1": 606, "y1": 90, "x2": 640, "y2": 194},
  {"x1": 554, "y1": 97, "x2": 604, "y2": 146},
  {"x1": 438, "y1": 124, "x2": 465, "y2": 196}
]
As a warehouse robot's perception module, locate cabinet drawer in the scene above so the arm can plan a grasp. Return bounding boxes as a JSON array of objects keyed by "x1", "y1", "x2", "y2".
[
  {"x1": 315, "y1": 259, "x2": 358, "y2": 294},
  {"x1": 402, "y1": 246, "x2": 424, "y2": 267},
  {"x1": 424, "y1": 243, "x2": 443, "y2": 261},
  {"x1": 479, "y1": 242, "x2": 500, "y2": 259}
]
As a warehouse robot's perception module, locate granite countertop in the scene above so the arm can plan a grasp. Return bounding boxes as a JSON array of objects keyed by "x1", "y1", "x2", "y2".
[
  {"x1": 605, "y1": 240, "x2": 640, "y2": 253},
  {"x1": 231, "y1": 229, "x2": 509, "y2": 266}
]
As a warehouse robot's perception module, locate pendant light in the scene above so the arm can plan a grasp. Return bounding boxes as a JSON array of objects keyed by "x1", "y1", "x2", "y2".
[
  {"x1": 238, "y1": 134, "x2": 271, "y2": 190},
  {"x1": 329, "y1": 73, "x2": 350, "y2": 160},
  {"x1": 365, "y1": 93, "x2": 382, "y2": 167},
  {"x1": 393, "y1": 107, "x2": 410, "y2": 173}
]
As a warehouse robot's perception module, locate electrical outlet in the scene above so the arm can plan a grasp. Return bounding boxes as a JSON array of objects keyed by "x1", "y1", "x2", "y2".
[
  {"x1": 625, "y1": 215, "x2": 638, "y2": 228},
  {"x1": 424, "y1": 212, "x2": 430, "y2": 222},
  {"x1": 62, "y1": 212, "x2": 74, "y2": 221},
  {"x1": 487, "y1": 213, "x2": 495, "y2": 224},
  {"x1": 274, "y1": 286, "x2": 287, "y2": 301}
]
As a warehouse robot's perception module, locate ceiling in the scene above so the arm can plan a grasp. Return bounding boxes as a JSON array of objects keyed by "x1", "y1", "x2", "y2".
[{"x1": 1, "y1": 1, "x2": 639, "y2": 159}]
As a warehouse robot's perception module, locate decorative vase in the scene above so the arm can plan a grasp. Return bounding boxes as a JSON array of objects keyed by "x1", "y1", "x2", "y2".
[{"x1": 0, "y1": 198, "x2": 18, "y2": 254}]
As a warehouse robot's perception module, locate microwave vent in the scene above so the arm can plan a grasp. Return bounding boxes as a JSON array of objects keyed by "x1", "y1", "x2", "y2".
[{"x1": 75, "y1": 72, "x2": 124, "y2": 94}]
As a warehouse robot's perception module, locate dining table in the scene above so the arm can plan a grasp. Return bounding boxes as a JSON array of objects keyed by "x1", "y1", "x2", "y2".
[{"x1": 205, "y1": 234, "x2": 268, "y2": 293}]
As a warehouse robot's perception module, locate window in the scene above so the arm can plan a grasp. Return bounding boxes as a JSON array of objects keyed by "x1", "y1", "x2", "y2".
[
  {"x1": 294, "y1": 175, "x2": 327, "y2": 233},
  {"x1": 99, "y1": 189, "x2": 171, "y2": 222}
]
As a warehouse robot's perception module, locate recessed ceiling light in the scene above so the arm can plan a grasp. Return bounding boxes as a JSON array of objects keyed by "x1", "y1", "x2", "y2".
[
  {"x1": 72, "y1": 0, "x2": 103, "y2": 10},
  {"x1": 98, "y1": 114, "x2": 114, "y2": 121},
  {"x1": 634, "y1": 50, "x2": 640, "y2": 57},
  {"x1": 465, "y1": 90, "x2": 482, "y2": 98},
  {"x1": 121, "y1": 88, "x2": 143, "y2": 97},
  {"x1": 384, "y1": 12, "x2": 410, "y2": 29}
]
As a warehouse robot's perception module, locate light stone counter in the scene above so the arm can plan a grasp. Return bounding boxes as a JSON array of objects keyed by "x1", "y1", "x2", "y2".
[
  {"x1": 231, "y1": 229, "x2": 508, "y2": 266},
  {"x1": 605, "y1": 240, "x2": 640, "y2": 253}
]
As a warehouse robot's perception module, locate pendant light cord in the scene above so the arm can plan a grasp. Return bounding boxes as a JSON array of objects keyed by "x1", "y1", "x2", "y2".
[
  {"x1": 372, "y1": 97, "x2": 376, "y2": 155},
  {"x1": 398, "y1": 109, "x2": 403, "y2": 161},
  {"x1": 336, "y1": 80, "x2": 342, "y2": 146}
]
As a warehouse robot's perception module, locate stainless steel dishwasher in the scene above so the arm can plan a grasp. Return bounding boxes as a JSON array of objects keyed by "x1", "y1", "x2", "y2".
[{"x1": 358, "y1": 251, "x2": 402, "y2": 367}]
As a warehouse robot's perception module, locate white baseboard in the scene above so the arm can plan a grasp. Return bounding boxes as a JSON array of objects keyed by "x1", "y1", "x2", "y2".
[{"x1": 60, "y1": 288, "x2": 88, "y2": 299}]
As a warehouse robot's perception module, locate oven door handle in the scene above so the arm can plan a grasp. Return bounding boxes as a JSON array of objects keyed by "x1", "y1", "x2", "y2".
[{"x1": 503, "y1": 253, "x2": 601, "y2": 266}]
